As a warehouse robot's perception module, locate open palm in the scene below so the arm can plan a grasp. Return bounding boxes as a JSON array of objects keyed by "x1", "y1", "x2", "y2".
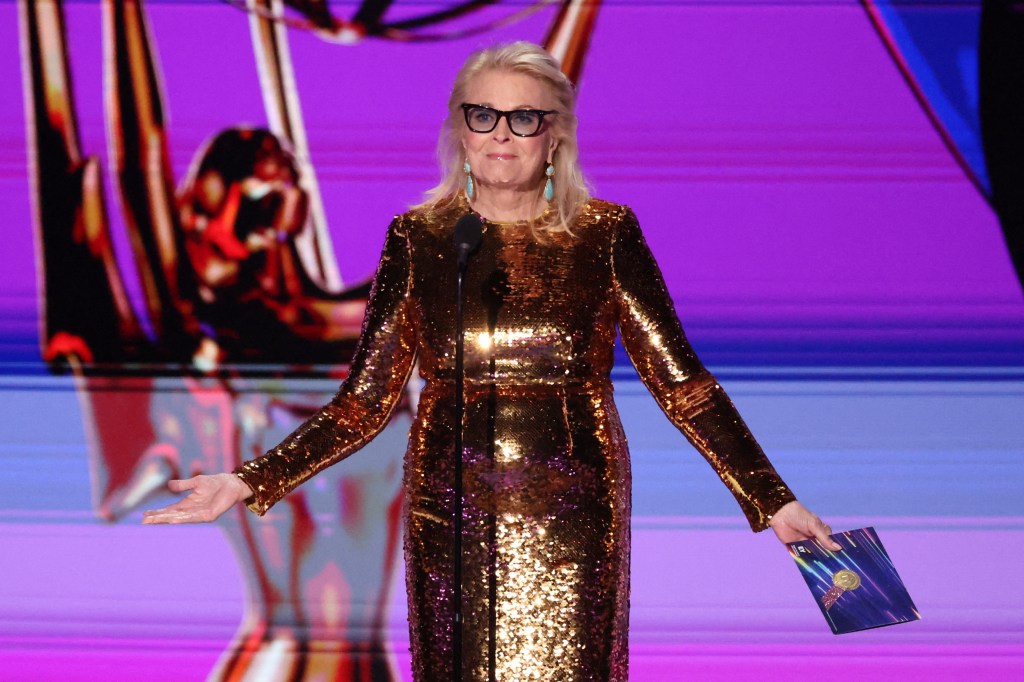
[{"x1": 142, "y1": 473, "x2": 252, "y2": 524}]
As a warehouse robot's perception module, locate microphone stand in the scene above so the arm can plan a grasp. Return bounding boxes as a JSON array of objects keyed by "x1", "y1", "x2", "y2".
[
  {"x1": 451, "y1": 213, "x2": 481, "y2": 680},
  {"x1": 453, "y1": 254, "x2": 467, "y2": 681}
]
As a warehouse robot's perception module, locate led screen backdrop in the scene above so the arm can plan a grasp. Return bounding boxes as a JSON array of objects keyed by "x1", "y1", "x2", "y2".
[
  {"x1": 0, "y1": 1, "x2": 1022, "y2": 681},
  {"x1": 4, "y1": 0, "x2": 1022, "y2": 368}
]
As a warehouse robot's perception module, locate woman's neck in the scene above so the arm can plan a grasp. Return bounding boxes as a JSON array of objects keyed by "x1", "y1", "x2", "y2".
[{"x1": 470, "y1": 186, "x2": 546, "y2": 223}]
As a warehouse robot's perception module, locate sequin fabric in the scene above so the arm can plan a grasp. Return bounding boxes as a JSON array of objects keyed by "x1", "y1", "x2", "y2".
[{"x1": 235, "y1": 196, "x2": 796, "y2": 681}]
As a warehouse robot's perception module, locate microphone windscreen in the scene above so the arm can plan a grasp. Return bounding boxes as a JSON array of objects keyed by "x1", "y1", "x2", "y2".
[{"x1": 454, "y1": 214, "x2": 484, "y2": 252}]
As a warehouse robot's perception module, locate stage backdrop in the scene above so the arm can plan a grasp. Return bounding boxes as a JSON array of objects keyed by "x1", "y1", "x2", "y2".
[{"x1": 1, "y1": 1, "x2": 1022, "y2": 681}]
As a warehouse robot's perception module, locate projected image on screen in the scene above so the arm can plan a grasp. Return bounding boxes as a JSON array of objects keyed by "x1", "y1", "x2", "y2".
[
  {"x1": 3, "y1": 0, "x2": 1022, "y2": 680},
  {"x1": 17, "y1": 1, "x2": 601, "y2": 679}
]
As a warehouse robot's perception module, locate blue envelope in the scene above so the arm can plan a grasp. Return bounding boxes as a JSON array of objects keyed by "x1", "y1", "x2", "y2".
[{"x1": 787, "y1": 526, "x2": 921, "y2": 634}]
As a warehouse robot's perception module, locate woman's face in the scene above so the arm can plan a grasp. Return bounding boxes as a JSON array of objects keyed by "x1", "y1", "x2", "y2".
[{"x1": 460, "y1": 70, "x2": 557, "y2": 197}]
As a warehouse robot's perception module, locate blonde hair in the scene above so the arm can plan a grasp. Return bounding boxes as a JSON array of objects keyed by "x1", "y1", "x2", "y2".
[{"x1": 415, "y1": 41, "x2": 590, "y2": 233}]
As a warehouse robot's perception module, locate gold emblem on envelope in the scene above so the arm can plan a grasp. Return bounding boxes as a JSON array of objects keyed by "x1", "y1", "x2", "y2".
[{"x1": 822, "y1": 569, "x2": 861, "y2": 610}]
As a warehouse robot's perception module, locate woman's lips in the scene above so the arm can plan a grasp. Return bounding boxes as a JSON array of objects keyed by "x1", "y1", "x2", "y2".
[{"x1": 487, "y1": 153, "x2": 518, "y2": 160}]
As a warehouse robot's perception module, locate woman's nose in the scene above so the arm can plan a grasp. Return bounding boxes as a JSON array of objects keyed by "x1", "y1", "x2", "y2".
[{"x1": 492, "y1": 117, "x2": 513, "y2": 141}]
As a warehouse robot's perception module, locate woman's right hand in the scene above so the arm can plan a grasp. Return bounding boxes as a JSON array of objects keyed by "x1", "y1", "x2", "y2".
[{"x1": 141, "y1": 473, "x2": 253, "y2": 524}]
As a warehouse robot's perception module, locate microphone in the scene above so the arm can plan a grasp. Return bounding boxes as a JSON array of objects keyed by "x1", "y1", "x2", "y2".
[{"x1": 454, "y1": 214, "x2": 484, "y2": 270}]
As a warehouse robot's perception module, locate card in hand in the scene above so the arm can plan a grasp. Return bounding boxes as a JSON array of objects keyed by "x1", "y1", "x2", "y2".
[{"x1": 787, "y1": 526, "x2": 920, "y2": 635}]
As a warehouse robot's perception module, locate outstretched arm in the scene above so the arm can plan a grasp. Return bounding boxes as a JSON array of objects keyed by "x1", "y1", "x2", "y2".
[
  {"x1": 144, "y1": 216, "x2": 417, "y2": 523},
  {"x1": 612, "y1": 207, "x2": 833, "y2": 544}
]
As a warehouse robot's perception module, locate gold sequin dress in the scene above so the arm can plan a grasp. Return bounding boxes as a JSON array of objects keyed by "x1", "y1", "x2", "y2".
[{"x1": 235, "y1": 196, "x2": 796, "y2": 681}]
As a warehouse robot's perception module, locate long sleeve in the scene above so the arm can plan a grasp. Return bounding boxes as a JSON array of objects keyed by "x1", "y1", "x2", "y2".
[
  {"x1": 235, "y1": 217, "x2": 418, "y2": 515},
  {"x1": 611, "y1": 208, "x2": 795, "y2": 531}
]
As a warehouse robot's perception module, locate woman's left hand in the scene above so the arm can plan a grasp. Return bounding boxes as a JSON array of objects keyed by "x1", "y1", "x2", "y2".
[{"x1": 768, "y1": 500, "x2": 842, "y2": 551}]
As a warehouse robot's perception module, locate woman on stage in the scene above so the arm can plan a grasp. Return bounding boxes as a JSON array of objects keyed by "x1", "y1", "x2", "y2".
[{"x1": 144, "y1": 41, "x2": 839, "y2": 681}]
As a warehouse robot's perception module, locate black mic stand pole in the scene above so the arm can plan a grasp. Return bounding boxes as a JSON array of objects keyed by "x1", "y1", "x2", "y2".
[
  {"x1": 453, "y1": 254, "x2": 467, "y2": 681},
  {"x1": 451, "y1": 214, "x2": 482, "y2": 680}
]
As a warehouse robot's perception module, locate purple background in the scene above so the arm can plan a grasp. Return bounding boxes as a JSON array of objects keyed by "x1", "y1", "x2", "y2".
[
  {"x1": 1, "y1": 2, "x2": 1022, "y2": 680},
  {"x1": 2, "y1": 1, "x2": 1021, "y2": 366}
]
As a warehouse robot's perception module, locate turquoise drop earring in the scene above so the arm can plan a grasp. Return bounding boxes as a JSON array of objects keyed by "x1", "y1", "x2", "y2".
[
  {"x1": 544, "y1": 163, "x2": 554, "y2": 202},
  {"x1": 464, "y1": 161, "x2": 475, "y2": 200}
]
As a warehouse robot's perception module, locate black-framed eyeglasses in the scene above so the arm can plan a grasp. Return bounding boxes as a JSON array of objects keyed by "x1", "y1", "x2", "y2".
[{"x1": 461, "y1": 103, "x2": 555, "y2": 137}]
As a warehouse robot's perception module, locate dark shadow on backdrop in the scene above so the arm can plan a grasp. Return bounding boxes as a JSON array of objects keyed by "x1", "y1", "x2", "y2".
[{"x1": 980, "y1": 0, "x2": 1024, "y2": 293}]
